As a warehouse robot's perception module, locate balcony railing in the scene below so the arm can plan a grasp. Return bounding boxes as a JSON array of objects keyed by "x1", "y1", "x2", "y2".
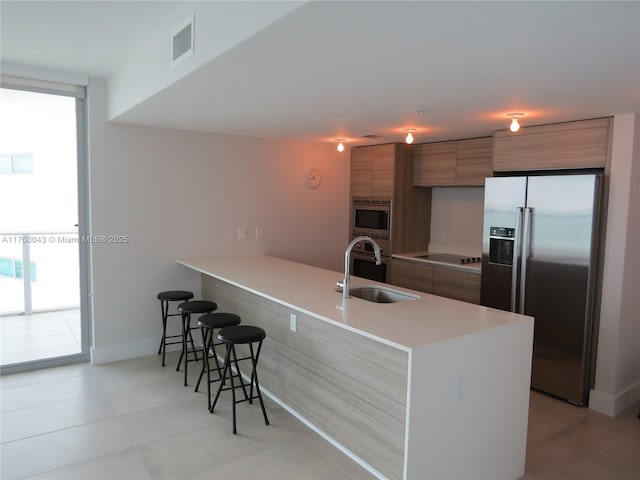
[{"x1": 0, "y1": 231, "x2": 80, "y2": 315}]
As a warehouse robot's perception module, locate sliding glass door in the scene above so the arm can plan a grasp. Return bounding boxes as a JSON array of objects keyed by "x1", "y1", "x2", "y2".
[{"x1": 0, "y1": 80, "x2": 89, "y2": 370}]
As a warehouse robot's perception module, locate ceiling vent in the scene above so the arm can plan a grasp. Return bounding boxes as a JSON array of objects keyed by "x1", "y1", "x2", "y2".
[
  {"x1": 171, "y1": 14, "x2": 194, "y2": 67},
  {"x1": 361, "y1": 134, "x2": 383, "y2": 139}
]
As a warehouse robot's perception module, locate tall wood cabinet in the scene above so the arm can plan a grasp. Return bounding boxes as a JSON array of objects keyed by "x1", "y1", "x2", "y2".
[
  {"x1": 350, "y1": 143, "x2": 431, "y2": 254},
  {"x1": 413, "y1": 136, "x2": 493, "y2": 187}
]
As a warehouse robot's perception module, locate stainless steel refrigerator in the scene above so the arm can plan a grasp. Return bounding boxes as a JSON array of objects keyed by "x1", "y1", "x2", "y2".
[{"x1": 481, "y1": 174, "x2": 602, "y2": 405}]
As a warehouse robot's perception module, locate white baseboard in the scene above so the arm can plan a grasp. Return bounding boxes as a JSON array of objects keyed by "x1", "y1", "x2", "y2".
[
  {"x1": 589, "y1": 380, "x2": 640, "y2": 417},
  {"x1": 90, "y1": 338, "x2": 181, "y2": 365}
]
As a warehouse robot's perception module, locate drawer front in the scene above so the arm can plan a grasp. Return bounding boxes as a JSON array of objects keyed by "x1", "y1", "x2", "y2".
[
  {"x1": 390, "y1": 258, "x2": 433, "y2": 293},
  {"x1": 433, "y1": 267, "x2": 481, "y2": 304}
]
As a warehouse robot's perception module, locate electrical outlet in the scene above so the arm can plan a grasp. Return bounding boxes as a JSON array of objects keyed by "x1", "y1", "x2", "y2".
[
  {"x1": 237, "y1": 227, "x2": 247, "y2": 240},
  {"x1": 256, "y1": 227, "x2": 263, "y2": 239},
  {"x1": 290, "y1": 313, "x2": 297, "y2": 332}
]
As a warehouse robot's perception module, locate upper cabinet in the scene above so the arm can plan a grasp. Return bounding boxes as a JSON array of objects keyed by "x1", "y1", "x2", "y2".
[
  {"x1": 455, "y1": 137, "x2": 494, "y2": 186},
  {"x1": 413, "y1": 142, "x2": 456, "y2": 186},
  {"x1": 351, "y1": 143, "x2": 395, "y2": 197},
  {"x1": 413, "y1": 136, "x2": 492, "y2": 187},
  {"x1": 493, "y1": 117, "x2": 612, "y2": 172}
]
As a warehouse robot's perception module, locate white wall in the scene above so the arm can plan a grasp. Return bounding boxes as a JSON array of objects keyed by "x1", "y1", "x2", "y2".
[
  {"x1": 590, "y1": 113, "x2": 640, "y2": 416},
  {"x1": 88, "y1": 77, "x2": 349, "y2": 363}
]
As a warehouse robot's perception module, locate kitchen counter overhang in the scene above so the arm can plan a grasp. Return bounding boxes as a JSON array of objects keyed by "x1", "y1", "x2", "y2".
[{"x1": 177, "y1": 255, "x2": 534, "y2": 480}]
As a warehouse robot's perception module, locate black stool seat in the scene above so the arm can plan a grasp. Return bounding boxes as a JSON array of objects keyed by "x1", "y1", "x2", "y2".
[
  {"x1": 178, "y1": 300, "x2": 218, "y2": 314},
  {"x1": 198, "y1": 312, "x2": 242, "y2": 329},
  {"x1": 157, "y1": 290, "x2": 194, "y2": 302},
  {"x1": 176, "y1": 300, "x2": 218, "y2": 386},
  {"x1": 157, "y1": 290, "x2": 194, "y2": 367},
  {"x1": 218, "y1": 325, "x2": 266, "y2": 344},
  {"x1": 195, "y1": 312, "x2": 243, "y2": 409},
  {"x1": 212, "y1": 325, "x2": 269, "y2": 434}
]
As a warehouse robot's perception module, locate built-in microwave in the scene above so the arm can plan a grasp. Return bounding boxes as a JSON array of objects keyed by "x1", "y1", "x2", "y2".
[{"x1": 352, "y1": 198, "x2": 391, "y2": 239}]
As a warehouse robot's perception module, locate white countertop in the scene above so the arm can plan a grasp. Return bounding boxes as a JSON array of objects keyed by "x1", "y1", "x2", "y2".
[
  {"x1": 177, "y1": 255, "x2": 530, "y2": 352},
  {"x1": 392, "y1": 251, "x2": 481, "y2": 273}
]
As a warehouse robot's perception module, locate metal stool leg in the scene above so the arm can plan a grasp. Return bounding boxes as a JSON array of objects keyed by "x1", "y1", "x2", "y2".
[
  {"x1": 231, "y1": 345, "x2": 249, "y2": 401},
  {"x1": 195, "y1": 327, "x2": 223, "y2": 409},
  {"x1": 180, "y1": 312, "x2": 189, "y2": 386},
  {"x1": 158, "y1": 299, "x2": 169, "y2": 366},
  {"x1": 194, "y1": 326, "x2": 210, "y2": 393},
  {"x1": 211, "y1": 345, "x2": 233, "y2": 414},
  {"x1": 251, "y1": 340, "x2": 269, "y2": 425},
  {"x1": 228, "y1": 344, "x2": 238, "y2": 434}
]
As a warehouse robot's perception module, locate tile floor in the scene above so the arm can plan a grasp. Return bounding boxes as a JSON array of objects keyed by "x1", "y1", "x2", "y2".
[
  {"x1": 0, "y1": 309, "x2": 81, "y2": 366},
  {"x1": 0, "y1": 352, "x2": 639, "y2": 480}
]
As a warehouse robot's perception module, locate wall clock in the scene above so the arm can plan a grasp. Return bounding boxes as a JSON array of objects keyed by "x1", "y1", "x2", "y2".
[{"x1": 305, "y1": 168, "x2": 321, "y2": 189}]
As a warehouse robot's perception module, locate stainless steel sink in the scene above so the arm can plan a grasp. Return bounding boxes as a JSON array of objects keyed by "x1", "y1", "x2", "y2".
[{"x1": 336, "y1": 286, "x2": 418, "y2": 303}]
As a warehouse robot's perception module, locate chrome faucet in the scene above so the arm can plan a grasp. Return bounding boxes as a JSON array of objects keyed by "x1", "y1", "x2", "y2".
[{"x1": 342, "y1": 236, "x2": 382, "y2": 299}]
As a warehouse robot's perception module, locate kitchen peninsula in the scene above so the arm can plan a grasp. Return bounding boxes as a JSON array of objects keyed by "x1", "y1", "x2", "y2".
[{"x1": 177, "y1": 255, "x2": 534, "y2": 480}]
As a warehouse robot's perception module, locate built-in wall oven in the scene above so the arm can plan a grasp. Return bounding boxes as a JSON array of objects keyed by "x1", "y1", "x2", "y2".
[
  {"x1": 351, "y1": 250, "x2": 389, "y2": 283},
  {"x1": 350, "y1": 198, "x2": 392, "y2": 282},
  {"x1": 350, "y1": 198, "x2": 392, "y2": 283}
]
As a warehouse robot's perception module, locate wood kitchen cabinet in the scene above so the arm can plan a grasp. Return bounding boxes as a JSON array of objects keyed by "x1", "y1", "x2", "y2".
[
  {"x1": 455, "y1": 137, "x2": 494, "y2": 186},
  {"x1": 350, "y1": 146, "x2": 373, "y2": 197},
  {"x1": 350, "y1": 143, "x2": 431, "y2": 255},
  {"x1": 412, "y1": 141, "x2": 457, "y2": 186},
  {"x1": 493, "y1": 117, "x2": 612, "y2": 172},
  {"x1": 413, "y1": 137, "x2": 492, "y2": 187},
  {"x1": 389, "y1": 258, "x2": 434, "y2": 293},
  {"x1": 390, "y1": 258, "x2": 481, "y2": 304},
  {"x1": 350, "y1": 143, "x2": 394, "y2": 197},
  {"x1": 432, "y1": 266, "x2": 481, "y2": 304}
]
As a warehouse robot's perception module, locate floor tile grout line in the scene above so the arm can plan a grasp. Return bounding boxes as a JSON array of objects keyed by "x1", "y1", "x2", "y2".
[
  {"x1": 0, "y1": 411, "x2": 122, "y2": 446},
  {"x1": 0, "y1": 374, "x2": 108, "y2": 415}
]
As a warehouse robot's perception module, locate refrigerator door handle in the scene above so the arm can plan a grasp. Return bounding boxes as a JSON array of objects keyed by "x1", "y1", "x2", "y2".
[
  {"x1": 511, "y1": 207, "x2": 524, "y2": 312},
  {"x1": 519, "y1": 207, "x2": 533, "y2": 314}
]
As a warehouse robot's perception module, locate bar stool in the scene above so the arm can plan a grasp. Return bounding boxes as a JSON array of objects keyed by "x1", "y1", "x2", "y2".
[
  {"x1": 210, "y1": 325, "x2": 269, "y2": 434},
  {"x1": 177, "y1": 300, "x2": 217, "y2": 386},
  {"x1": 157, "y1": 290, "x2": 194, "y2": 367},
  {"x1": 194, "y1": 312, "x2": 243, "y2": 410}
]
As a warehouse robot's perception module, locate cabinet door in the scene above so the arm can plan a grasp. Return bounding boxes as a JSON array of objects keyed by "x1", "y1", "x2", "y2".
[
  {"x1": 413, "y1": 142, "x2": 456, "y2": 186},
  {"x1": 389, "y1": 259, "x2": 433, "y2": 294},
  {"x1": 456, "y1": 137, "x2": 493, "y2": 186},
  {"x1": 493, "y1": 117, "x2": 611, "y2": 172},
  {"x1": 351, "y1": 146, "x2": 373, "y2": 197},
  {"x1": 371, "y1": 144, "x2": 395, "y2": 197},
  {"x1": 432, "y1": 267, "x2": 481, "y2": 304}
]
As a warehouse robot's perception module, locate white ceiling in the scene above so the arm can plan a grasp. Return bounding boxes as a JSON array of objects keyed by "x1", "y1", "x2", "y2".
[{"x1": 2, "y1": 1, "x2": 639, "y2": 145}]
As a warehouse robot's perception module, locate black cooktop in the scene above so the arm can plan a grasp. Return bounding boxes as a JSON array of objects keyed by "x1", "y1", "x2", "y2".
[{"x1": 415, "y1": 253, "x2": 481, "y2": 265}]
